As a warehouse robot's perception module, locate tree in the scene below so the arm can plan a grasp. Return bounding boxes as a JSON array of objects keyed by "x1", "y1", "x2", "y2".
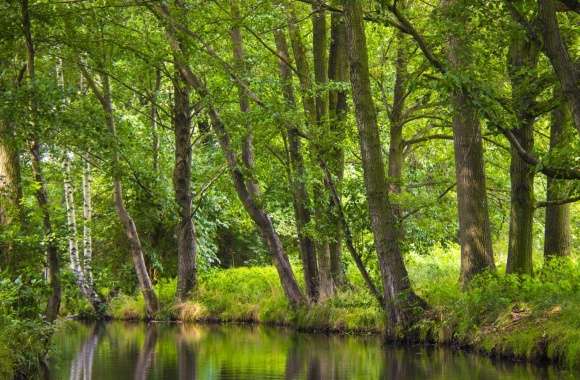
[
  {"x1": 443, "y1": 0, "x2": 495, "y2": 284},
  {"x1": 342, "y1": 0, "x2": 424, "y2": 335}
]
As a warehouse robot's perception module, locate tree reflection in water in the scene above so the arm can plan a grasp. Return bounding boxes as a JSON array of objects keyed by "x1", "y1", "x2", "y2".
[{"x1": 47, "y1": 322, "x2": 575, "y2": 380}]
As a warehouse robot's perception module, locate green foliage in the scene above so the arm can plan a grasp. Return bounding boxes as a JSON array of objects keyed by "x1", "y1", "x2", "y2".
[{"x1": 0, "y1": 276, "x2": 53, "y2": 378}]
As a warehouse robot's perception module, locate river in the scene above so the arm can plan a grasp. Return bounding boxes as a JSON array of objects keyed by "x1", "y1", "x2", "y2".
[{"x1": 45, "y1": 321, "x2": 577, "y2": 379}]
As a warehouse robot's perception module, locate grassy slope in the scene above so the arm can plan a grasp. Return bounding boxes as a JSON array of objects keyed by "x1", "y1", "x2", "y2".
[{"x1": 105, "y1": 248, "x2": 580, "y2": 368}]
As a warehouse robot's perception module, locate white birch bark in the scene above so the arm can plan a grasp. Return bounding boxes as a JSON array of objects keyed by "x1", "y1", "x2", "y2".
[
  {"x1": 63, "y1": 153, "x2": 88, "y2": 298},
  {"x1": 82, "y1": 158, "x2": 94, "y2": 287}
]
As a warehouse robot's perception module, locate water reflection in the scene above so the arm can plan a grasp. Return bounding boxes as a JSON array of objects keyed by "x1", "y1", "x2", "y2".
[{"x1": 46, "y1": 321, "x2": 577, "y2": 380}]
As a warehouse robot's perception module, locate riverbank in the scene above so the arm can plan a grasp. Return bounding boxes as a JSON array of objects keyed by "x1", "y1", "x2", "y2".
[{"x1": 97, "y1": 250, "x2": 580, "y2": 369}]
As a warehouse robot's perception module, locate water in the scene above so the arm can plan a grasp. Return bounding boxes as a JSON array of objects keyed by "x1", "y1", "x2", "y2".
[{"x1": 46, "y1": 321, "x2": 576, "y2": 379}]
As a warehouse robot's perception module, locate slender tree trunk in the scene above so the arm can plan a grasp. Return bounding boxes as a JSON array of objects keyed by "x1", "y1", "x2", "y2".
[
  {"x1": 82, "y1": 67, "x2": 159, "y2": 318},
  {"x1": 209, "y1": 105, "x2": 305, "y2": 305},
  {"x1": 173, "y1": 66, "x2": 197, "y2": 301},
  {"x1": 311, "y1": 2, "x2": 334, "y2": 300},
  {"x1": 342, "y1": 0, "x2": 424, "y2": 335},
  {"x1": 506, "y1": 35, "x2": 538, "y2": 275},
  {"x1": 274, "y1": 30, "x2": 320, "y2": 303},
  {"x1": 58, "y1": 60, "x2": 104, "y2": 313},
  {"x1": 285, "y1": 4, "x2": 321, "y2": 302},
  {"x1": 153, "y1": 2, "x2": 305, "y2": 306},
  {"x1": 63, "y1": 154, "x2": 104, "y2": 313},
  {"x1": 387, "y1": 29, "x2": 408, "y2": 236},
  {"x1": 327, "y1": 12, "x2": 348, "y2": 287},
  {"x1": 544, "y1": 97, "x2": 572, "y2": 258},
  {"x1": 151, "y1": 69, "x2": 161, "y2": 174},
  {"x1": 21, "y1": 0, "x2": 61, "y2": 322},
  {"x1": 230, "y1": 1, "x2": 260, "y2": 200},
  {"x1": 82, "y1": 159, "x2": 96, "y2": 291},
  {"x1": 443, "y1": 0, "x2": 495, "y2": 285},
  {"x1": 537, "y1": 0, "x2": 580, "y2": 133}
]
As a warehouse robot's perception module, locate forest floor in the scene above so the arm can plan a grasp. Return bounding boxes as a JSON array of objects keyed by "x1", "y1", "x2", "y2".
[{"x1": 79, "y1": 248, "x2": 580, "y2": 369}]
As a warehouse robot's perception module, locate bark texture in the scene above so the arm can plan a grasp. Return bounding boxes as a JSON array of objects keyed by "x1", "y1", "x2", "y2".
[
  {"x1": 537, "y1": 0, "x2": 580, "y2": 133},
  {"x1": 506, "y1": 34, "x2": 538, "y2": 275},
  {"x1": 285, "y1": 5, "x2": 321, "y2": 302},
  {"x1": 444, "y1": 0, "x2": 495, "y2": 285},
  {"x1": 342, "y1": 0, "x2": 423, "y2": 335},
  {"x1": 173, "y1": 65, "x2": 197, "y2": 301},
  {"x1": 274, "y1": 29, "x2": 320, "y2": 303},
  {"x1": 63, "y1": 155, "x2": 104, "y2": 313},
  {"x1": 544, "y1": 98, "x2": 572, "y2": 258},
  {"x1": 327, "y1": 12, "x2": 348, "y2": 287},
  {"x1": 387, "y1": 29, "x2": 408, "y2": 234},
  {"x1": 311, "y1": 2, "x2": 334, "y2": 300}
]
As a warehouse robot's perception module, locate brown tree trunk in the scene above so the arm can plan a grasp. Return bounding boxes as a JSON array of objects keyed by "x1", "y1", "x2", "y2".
[
  {"x1": 209, "y1": 105, "x2": 306, "y2": 305},
  {"x1": 387, "y1": 29, "x2": 408, "y2": 235},
  {"x1": 327, "y1": 12, "x2": 348, "y2": 288},
  {"x1": 506, "y1": 35, "x2": 538, "y2": 275},
  {"x1": 230, "y1": 1, "x2": 260, "y2": 200},
  {"x1": 443, "y1": 0, "x2": 495, "y2": 285},
  {"x1": 82, "y1": 66, "x2": 159, "y2": 318},
  {"x1": 151, "y1": 68, "x2": 161, "y2": 174},
  {"x1": 311, "y1": 2, "x2": 334, "y2": 300},
  {"x1": 537, "y1": 0, "x2": 580, "y2": 133},
  {"x1": 173, "y1": 65, "x2": 197, "y2": 301},
  {"x1": 544, "y1": 97, "x2": 572, "y2": 258},
  {"x1": 153, "y1": 2, "x2": 305, "y2": 306},
  {"x1": 21, "y1": 0, "x2": 61, "y2": 322},
  {"x1": 284, "y1": 5, "x2": 321, "y2": 302},
  {"x1": 274, "y1": 30, "x2": 320, "y2": 303},
  {"x1": 342, "y1": 0, "x2": 424, "y2": 335}
]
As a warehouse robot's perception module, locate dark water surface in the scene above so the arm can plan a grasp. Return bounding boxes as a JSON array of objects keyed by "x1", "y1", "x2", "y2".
[{"x1": 46, "y1": 321, "x2": 577, "y2": 379}]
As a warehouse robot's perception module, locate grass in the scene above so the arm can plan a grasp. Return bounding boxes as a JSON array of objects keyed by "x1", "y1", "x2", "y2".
[{"x1": 106, "y1": 247, "x2": 580, "y2": 368}]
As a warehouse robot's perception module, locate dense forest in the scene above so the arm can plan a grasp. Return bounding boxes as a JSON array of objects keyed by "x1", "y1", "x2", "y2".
[{"x1": 0, "y1": 0, "x2": 579, "y2": 377}]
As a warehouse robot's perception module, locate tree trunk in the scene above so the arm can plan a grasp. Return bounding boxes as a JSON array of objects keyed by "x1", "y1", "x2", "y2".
[
  {"x1": 311, "y1": 2, "x2": 334, "y2": 300},
  {"x1": 230, "y1": 1, "x2": 260, "y2": 200},
  {"x1": 544, "y1": 97, "x2": 572, "y2": 258},
  {"x1": 537, "y1": 0, "x2": 580, "y2": 133},
  {"x1": 443, "y1": 0, "x2": 495, "y2": 285},
  {"x1": 173, "y1": 65, "x2": 197, "y2": 301},
  {"x1": 285, "y1": 4, "x2": 321, "y2": 302},
  {"x1": 151, "y1": 69, "x2": 161, "y2": 174},
  {"x1": 153, "y1": 2, "x2": 305, "y2": 306},
  {"x1": 82, "y1": 159, "x2": 96, "y2": 293},
  {"x1": 58, "y1": 60, "x2": 104, "y2": 313},
  {"x1": 209, "y1": 105, "x2": 306, "y2": 305},
  {"x1": 506, "y1": 35, "x2": 538, "y2": 275},
  {"x1": 21, "y1": 0, "x2": 61, "y2": 322},
  {"x1": 342, "y1": 0, "x2": 424, "y2": 335},
  {"x1": 327, "y1": 12, "x2": 348, "y2": 288},
  {"x1": 387, "y1": 29, "x2": 408, "y2": 236},
  {"x1": 274, "y1": 29, "x2": 320, "y2": 303},
  {"x1": 63, "y1": 154, "x2": 105, "y2": 313},
  {"x1": 83, "y1": 68, "x2": 159, "y2": 318}
]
